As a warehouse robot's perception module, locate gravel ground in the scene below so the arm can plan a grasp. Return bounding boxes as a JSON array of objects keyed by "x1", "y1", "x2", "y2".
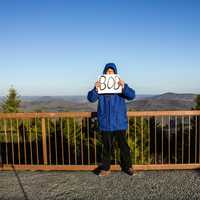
[{"x1": 0, "y1": 170, "x2": 200, "y2": 200}]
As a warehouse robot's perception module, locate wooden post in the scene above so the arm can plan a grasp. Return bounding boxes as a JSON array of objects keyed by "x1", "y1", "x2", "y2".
[{"x1": 42, "y1": 118, "x2": 47, "y2": 165}]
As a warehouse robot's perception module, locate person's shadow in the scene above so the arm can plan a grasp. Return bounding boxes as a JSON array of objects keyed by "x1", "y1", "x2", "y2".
[
  {"x1": 0, "y1": 142, "x2": 29, "y2": 200},
  {"x1": 12, "y1": 165, "x2": 29, "y2": 200}
]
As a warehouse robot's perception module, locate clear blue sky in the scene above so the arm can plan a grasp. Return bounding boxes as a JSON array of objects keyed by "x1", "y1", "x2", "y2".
[{"x1": 0, "y1": 0, "x2": 200, "y2": 96}]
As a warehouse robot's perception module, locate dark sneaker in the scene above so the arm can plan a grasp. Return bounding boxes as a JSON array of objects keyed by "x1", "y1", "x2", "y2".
[
  {"x1": 92, "y1": 167, "x2": 101, "y2": 175},
  {"x1": 123, "y1": 167, "x2": 134, "y2": 176},
  {"x1": 98, "y1": 170, "x2": 111, "y2": 177}
]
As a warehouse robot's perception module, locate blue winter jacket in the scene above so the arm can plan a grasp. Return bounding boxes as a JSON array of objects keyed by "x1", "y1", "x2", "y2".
[{"x1": 87, "y1": 63, "x2": 136, "y2": 132}]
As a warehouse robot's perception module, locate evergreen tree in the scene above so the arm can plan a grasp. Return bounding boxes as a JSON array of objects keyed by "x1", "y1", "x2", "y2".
[
  {"x1": 195, "y1": 95, "x2": 200, "y2": 110},
  {"x1": 1, "y1": 87, "x2": 21, "y2": 113}
]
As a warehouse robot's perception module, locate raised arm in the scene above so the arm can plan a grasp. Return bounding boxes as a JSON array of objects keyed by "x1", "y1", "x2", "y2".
[
  {"x1": 122, "y1": 83, "x2": 136, "y2": 100},
  {"x1": 87, "y1": 87, "x2": 99, "y2": 103}
]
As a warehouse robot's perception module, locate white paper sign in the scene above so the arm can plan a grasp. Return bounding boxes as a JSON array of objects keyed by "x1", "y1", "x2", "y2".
[{"x1": 97, "y1": 74, "x2": 122, "y2": 94}]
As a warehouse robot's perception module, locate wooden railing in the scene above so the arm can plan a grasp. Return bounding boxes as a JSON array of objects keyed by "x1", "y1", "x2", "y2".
[{"x1": 0, "y1": 111, "x2": 200, "y2": 171}]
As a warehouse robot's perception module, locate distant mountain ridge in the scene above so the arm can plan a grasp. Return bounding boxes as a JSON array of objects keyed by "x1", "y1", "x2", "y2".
[
  {"x1": 128, "y1": 92, "x2": 197, "y2": 111},
  {"x1": 151, "y1": 92, "x2": 196, "y2": 100},
  {"x1": 0, "y1": 93, "x2": 198, "y2": 112}
]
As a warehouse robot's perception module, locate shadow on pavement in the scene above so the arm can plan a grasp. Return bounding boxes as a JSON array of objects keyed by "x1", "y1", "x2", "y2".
[{"x1": 12, "y1": 165, "x2": 29, "y2": 200}]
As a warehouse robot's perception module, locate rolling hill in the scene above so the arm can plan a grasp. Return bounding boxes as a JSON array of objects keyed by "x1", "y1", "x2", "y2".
[{"x1": 0, "y1": 93, "x2": 198, "y2": 112}]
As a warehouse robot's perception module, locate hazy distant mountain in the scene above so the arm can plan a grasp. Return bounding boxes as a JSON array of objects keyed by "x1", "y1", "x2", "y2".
[
  {"x1": 127, "y1": 92, "x2": 197, "y2": 111},
  {"x1": 150, "y1": 92, "x2": 196, "y2": 101},
  {"x1": 20, "y1": 96, "x2": 96, "y2": 112},
  {"x1": 20, "y1": 95, "x2": 88, "y2": 102},
  {"x1": 0, "y1": 93, "x2": 198, "y2": 112}
]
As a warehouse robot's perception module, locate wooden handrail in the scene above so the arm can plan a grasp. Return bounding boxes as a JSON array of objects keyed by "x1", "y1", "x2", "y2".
[{"x1": 0, "y1": 110, "x2": 200, "y2": 119}]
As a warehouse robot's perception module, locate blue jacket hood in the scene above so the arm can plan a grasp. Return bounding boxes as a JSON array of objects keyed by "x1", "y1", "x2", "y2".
[{"x1": 103, "y1": 63, "x2": 118, "y2": 74}]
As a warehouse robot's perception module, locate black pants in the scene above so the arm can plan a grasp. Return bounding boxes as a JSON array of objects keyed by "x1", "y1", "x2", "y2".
[{"x1": 101, "y1": 130, "x2": 132, "y2": 171}]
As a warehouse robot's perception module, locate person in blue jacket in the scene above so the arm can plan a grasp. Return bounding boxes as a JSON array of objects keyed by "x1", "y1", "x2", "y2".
[{"x1": 87, "y1": 63, "x2": 136, "y2": 176}]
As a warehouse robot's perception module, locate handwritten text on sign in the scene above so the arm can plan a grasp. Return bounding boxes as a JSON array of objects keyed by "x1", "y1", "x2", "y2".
[{"x1": 97, "y1": 74, "x2": 122, "y2": 94}]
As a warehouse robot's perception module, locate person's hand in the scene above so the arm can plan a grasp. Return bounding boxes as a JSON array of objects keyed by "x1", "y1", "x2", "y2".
[
  {"x1": 118, "y1": 79, "x2": 125, "y2": 89},
  {"x1": 95, "y1": 81, "x2": 100, "y2": 91}
]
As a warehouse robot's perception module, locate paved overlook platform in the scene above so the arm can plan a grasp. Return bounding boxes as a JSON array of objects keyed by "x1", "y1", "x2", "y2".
[{"x1": 1, "y1": 170, "x2": 200, "y2": 200}]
